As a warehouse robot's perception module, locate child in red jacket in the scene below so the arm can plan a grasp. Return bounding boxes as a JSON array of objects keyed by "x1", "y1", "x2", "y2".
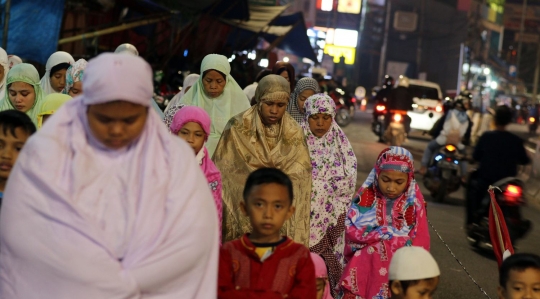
[{"x1": 218, "y1": 167, "x2": 316, "y2": 299}]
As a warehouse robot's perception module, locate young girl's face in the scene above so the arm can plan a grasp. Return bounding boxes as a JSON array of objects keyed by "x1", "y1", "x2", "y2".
[
  {"x1": 178, "y1": 121, "x2": 205, "y2": 154},
  {"x1": 378, "y1": 170, "x2": 409, "y2": 199},
  {"x1": 316, "y1": 278, "x2": 325, "y2": 299}
]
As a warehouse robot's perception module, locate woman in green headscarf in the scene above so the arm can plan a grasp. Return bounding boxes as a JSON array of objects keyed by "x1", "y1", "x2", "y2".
[
  {"x1": 179, "y1": 54, "x2": 250, "y2": 157},
  {"x1": 0, "y1": 63, "x2": 44, "y2": 126}
]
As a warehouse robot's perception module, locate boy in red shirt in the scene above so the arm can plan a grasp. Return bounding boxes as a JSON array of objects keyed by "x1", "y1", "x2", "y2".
[{"x1": 218, "y1": 167, "x2": 316, "y2": 299}]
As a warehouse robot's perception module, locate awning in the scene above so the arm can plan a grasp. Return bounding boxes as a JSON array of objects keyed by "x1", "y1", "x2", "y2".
[
  {"x1": 222, "y1": 5, "x2": 289, "y2": 32},
  {"x1": 222, "y1": 6, "x2": 317, "y2": 62}
]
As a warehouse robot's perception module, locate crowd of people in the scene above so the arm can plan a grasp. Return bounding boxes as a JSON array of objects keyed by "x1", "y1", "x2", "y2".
[{"x1": 0, "y1": 44, "x2": 539, "y2": 299}]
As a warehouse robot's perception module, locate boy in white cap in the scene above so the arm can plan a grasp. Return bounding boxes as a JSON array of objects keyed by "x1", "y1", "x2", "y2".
[{"x1": 388, "y1": 246, "x2": 440, "y2": 299}]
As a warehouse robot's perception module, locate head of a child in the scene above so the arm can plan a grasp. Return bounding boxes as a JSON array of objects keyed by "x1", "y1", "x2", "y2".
[
  {"x1": 375, "y1": 147, "x2": 413, "y2": 199},
  {"x1": 169, "y1": 106, "x2": 210, "y2": 155},
  {"x1": 241, "y1": 168, "x2": 295, "y2": 243},
  {"x1": 0, "y1": 110, "x2": 36, "y2": 184},
  {"x1": 310, "y1": 253, "x2": 331, "y2": 299},
  {"x1": 389, "y1": 246, "x2": 440, "y2": 299},
  {"x1": 498, "y1": 253, "x2": 540, "y2": 299}
]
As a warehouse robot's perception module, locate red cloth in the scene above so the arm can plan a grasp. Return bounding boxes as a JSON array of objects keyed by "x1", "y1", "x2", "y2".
[
  {"x1": 488, "y1": 188, "x2": 514, "y2": 267},
  {"x1": 218, "y1": 234, "x2": 317, "y2": 299}
]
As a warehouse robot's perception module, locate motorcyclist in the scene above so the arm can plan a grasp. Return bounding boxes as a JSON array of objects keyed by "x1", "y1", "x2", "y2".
[
  {"x1": 419, "y1": 98, "x2": 470, "y2": 176},
  {"x1": 466, "y1": 105, "x2": 530, "y2": 229},
  {"x1": 384, "y1": 75, "x2": 413, "y2": 133},
  {"x1": 372, "y1": 76, "x2": 394, "y2": 111},
  {"x1": 428, "y1": 96, "x2": 472, "y2": 143},
  {"x1": 372, "y1": 75, "x2": 394, "y2": 141}
]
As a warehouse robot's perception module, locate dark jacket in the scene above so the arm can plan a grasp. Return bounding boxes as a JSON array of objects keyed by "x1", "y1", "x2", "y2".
[{"x1": 387, "y1": 86, "x2": 413, "y2": 111}]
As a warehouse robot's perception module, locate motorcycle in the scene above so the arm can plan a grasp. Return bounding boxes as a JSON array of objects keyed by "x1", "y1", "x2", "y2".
[
  {"x1": 528, "y1": 116, "x2": 537, "y2": 135},
  {"x1": 423, "y1": 144, "x2": 463, "y2": 202},
  {"x1": 371, "y1": 103, "x2": 387, "y2": 141},
  {"x1": 382, "y1": 110, "x2": 408, "y2": 146},
  {"x1": 335, "y1": 98, "x2": 352, "y2": 127},
  {"x1": 467, "y1": 174, "x2": 531, "y2": 249},
  {"x1": 329, "y1": 88, "x2": 355, "y2": 127}
]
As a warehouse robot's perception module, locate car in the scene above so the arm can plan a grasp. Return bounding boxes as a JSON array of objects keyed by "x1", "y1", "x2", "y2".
[{"x1": 406, "y1": 79, "x2": 443, "y2": 132}]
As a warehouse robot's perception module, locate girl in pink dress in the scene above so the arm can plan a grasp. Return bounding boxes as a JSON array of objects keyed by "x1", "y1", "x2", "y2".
[
  {"x1": 338, "y1": 147, "x2": 430, "y2": 299},
  {"x1": 170, "y1": 106, "x2": 223, "y2": 239}
]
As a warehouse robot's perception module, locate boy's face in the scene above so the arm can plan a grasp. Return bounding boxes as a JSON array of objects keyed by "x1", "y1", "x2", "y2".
[
  {"x1": 391, "y1": 278, "x2": 439, "y2": 299},
  {"x1": 499, "y1": 268, "x2": 540, "y2": 299},
  {"x1": 0, "y1": 127, "x2": 31, "y2": 181},
  {"x1": 241, "y1": 183, "x2": 295, "y2": 243}
]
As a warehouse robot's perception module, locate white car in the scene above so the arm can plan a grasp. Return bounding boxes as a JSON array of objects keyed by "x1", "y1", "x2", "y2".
[{"x1": 406, "y1": 79, "x2": 444, "y2": 132}]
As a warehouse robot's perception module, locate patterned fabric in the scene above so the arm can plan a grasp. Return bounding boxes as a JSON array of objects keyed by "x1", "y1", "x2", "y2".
[
  {"x1": 62, "y1": 59, "x2": 88, "y2": 95},
  {"x1": 302, "y1": 94, "x2": 357, "y2": 297},
  {"x1": 338, "y1": 147, "x2": 430, "y2": 299},
  {"x1": 213, "y1": 75, "x2": 312, "y2": 246},
  {"x1": 164, "y1": 74, "x2": 199, "y2": 114},
  {"x1": 163, "y1": 104, "x2": 185, "y2": 131},
  {"x1": 287, "y1": 77, "x2": 320, "y2": 124},
  {"x1": 0, "y1": 48, "x2": 8, "y2": 100},
  {"x1": 0, "y1": 63, "x2": 45, "y2": 126}
]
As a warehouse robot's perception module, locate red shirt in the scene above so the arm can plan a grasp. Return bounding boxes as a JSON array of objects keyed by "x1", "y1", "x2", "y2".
[{"x1": 218, "y1": 234, "x2": 317, "y2": 299}]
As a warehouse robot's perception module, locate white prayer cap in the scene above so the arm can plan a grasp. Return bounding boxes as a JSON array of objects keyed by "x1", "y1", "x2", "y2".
[
  {"x1": 114, "y1": 43, "x2": 139, "y2": 56},
  {"x1": 389, "y1": 246, "x2": 440, "y2": 281}
]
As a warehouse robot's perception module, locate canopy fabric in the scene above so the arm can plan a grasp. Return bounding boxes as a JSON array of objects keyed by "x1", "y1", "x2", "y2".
[
  {"x1": 222, "y1": 5, "x2": 289, "y2": 32},
  {"x1": 263, "y1": 12, "x2": 317, "y2": 62},
  {"x1": 223, "y1": 6, "x2": 317, "y2": 62}
]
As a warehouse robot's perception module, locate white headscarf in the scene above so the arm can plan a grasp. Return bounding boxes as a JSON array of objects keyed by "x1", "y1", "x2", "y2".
[
  {"x1": 0, "y1": 47, "x2": 8, "y2": 100},
  {"x1": 114, "y1": 43, "x2": 139, "y2": 56},
  {"x1": 164, "y1": 73, "x2": 200, "y2": 113},
  {"x1": 7, "y1": 55, "x2": 22, "y2": 69},
  {"x1": 40, "y1": 51, "x2": 75, "y2": 96}
]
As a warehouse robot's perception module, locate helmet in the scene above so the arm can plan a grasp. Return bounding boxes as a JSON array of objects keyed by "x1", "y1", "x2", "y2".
[
  {"x1": 454, "y1": 95, "x2": 470, "y2": 109},
  {"x1": 397, "y1": 75, "x2": 409, "y2": 88},
  {"x1": 382, "y1": 75, "x2": 394, "y2": 88},
  {"x1": 453, "y1": 98, "x2": 465, "y2": 111},
  {"x1": 459, "y1": 90, "x2": 473, "y2": 99}
]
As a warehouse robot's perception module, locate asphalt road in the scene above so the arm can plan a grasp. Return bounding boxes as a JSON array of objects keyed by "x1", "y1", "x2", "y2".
[{"x1": 341, "y1": 109, "x2": 540, "y2": 299}]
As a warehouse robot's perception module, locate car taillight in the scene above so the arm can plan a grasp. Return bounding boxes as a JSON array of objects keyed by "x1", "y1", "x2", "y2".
[
  {"x1": 504, "y1": 184, "x2": 522, "y2": 197},
  {"x1": 393, "y1": 113, "x2": 402, "y2": 122},
  {"x1": 435, "y1": 105, "x2": 443, "y2": 113},
  {"x1": 376, "y1": 105, "x2": 386, "y2": 112},
  {"x1": 351, "y1": 98, "x2": 356, "y2": 103}
]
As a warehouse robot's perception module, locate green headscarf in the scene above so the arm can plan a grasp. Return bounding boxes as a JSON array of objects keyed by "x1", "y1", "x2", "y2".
[
  {"x1": 0, "y1": 63, "x2": 44, "y2": 126},
  {"x1": 179, "y1": 54, "x2": 250, "y2": 156}
]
